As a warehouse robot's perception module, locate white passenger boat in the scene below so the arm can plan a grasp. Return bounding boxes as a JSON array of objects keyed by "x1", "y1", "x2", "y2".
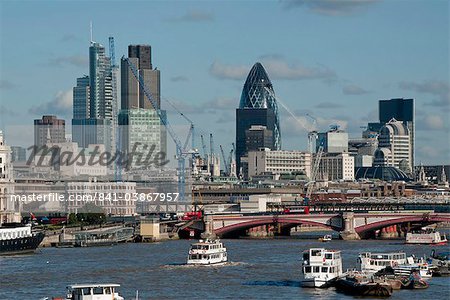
[
  {"x1": 301, "y1": 248, "x2": 343, "y2": 288},
  {"x1": 187, "y1": 239, "x2": 228, "y2": 265},
  {"x1": 64, "y1": 284, "x2": 124, "y2": 300},
  {"x1": 359, "y1": 252, "x2": 408, "y2": 273},
  {"x1": 406, "y1": 229, "x2": 447, "y2": 245}
]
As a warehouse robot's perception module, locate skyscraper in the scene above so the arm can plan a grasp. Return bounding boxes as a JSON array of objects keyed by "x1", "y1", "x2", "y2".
[
  {"x1": 379, "y1": 98, "x2": 414, "y2": 168},
  {"x1": 34, "y1": 115, "x2": 66, "y2": 147},
  {"x1": 119, "y1": 44, "x2": 166, "y2": 169},
  {"x1": 374, "y1": 118, "x2": 411, "y2": 172},
  {"x1": 72, "y1": 41, "x2": 116, "y2": 151},
  {"x1": 236, "y1": 62, "x2": 281, "y2": 175}
]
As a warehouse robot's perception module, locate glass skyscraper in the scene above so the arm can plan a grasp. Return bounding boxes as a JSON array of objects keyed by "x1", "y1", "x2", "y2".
[{"x1": 236, "y1": 62, "x2": 281, "y2": 175}]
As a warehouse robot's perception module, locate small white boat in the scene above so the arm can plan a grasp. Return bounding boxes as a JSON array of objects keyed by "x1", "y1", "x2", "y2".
[
  {"x1": 318, "y1": 234, "x2": 332, "y2": 242},
  {"x1": 406, "y1": 229, "x2": 447, "y2": 245},
  {"x1": 64, "y1": 283, "x2": 124, "y2": 300},
  {"x1": 301, "y1": 248, "x2": 343, "y2": 288},
  {"x1": 187, "y1": 239, "x2": 227, "y2": 265},
  {"x1": 359, "y1": 252, "x2": 408, "y2": 273}
]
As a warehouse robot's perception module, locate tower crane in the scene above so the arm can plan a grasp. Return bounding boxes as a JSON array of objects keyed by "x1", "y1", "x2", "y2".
[
  {"x1": 124, "y1": 57, "x2": 197, "y2": 201},
  {"x1": 304, "y1": 143, "x2": 324, "y2": 205}
]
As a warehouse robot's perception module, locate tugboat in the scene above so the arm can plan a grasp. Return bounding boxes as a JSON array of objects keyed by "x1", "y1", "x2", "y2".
[
  {"x1": 406, "y1": 229, "x2": 447, "y2": 245},
  {"x1": 335, "y1": 277, "x2": 393, "y2": 297},
  {"x1": 57, "y1": 284, "x2": 124, "y2": 300},
  {"x1": 187, "y1": 239, "x2": 228, "y2": 265},
  {"x1": 301, "y1": 248, "x2": 343, "y2": 287},
  {"x1": 427, "y1": 249, "x2": 450, "y2": 276},
  {"x1": 0, "y1": 223, "x2": 45, "y2": 255}
]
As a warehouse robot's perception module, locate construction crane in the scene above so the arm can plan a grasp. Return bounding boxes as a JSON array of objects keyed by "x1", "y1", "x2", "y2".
[
  {"x1": 164, "y1": 96, "x2": 195, "y2": 150},
  {"x1": 124, "y1": 57, "x2": 197, "y2": 201},
  {"x1": 304, "y1": 143, "x2": 324, "y2": 205},
  {"x1": 109, "y1": 36, "x2": 121, "y2": 182},
  {"x1": 219, "y1": 145, "x2": 229, "y2": 175},
  {"x1": 200, "y1": 135, "x2": 208, "y2": 160},
  {"x1": 227, "y1": 148, "x2": 234, "y2": 176}
]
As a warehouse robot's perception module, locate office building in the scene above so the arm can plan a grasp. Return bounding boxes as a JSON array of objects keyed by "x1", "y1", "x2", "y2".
[
  {"x1": 245, "y1": 125, "x2": 273, "y2": 152},
  {"x1": 247, "y1": 149, "x2": 311, "y2": 179},
  {"x1": 34, "y1": 115, "x2": 66, "y2": 147},
  {"x1": 316, "y1": 127, "x2": 348, "y2": 153},
  {"x1": 72, "y1": 41, "x2": 116, "y2": 152},
  {"x1": 379, "y1": 98, "x2": 414, "y2": 168},
  {"x1": 119, "y1": 45, "x2": 166, "y2": 167},
  {"x1": 236, "y1": 62, "x2": 281, "y2": 174},
  {"x1": 316, "y1": 152, "x2": 354, "y2": 181},
  {"x1": 374, "y1": 118, "x2": 411, "y2": 172}
]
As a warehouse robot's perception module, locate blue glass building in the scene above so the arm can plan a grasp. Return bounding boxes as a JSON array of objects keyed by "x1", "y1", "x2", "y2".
[{"x1": 236, "y1": 62, "x2": 281, "y2": 175}]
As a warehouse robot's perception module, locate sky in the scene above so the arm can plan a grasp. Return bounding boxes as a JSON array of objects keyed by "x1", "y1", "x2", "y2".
[{"x1": 0, "y1": 0, "x2": 449, "y2": 165}]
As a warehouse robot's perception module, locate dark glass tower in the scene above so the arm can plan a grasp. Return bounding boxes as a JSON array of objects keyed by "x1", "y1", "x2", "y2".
[{"x1": 236, "y1": 62, "x2": 281, "y2": 175}]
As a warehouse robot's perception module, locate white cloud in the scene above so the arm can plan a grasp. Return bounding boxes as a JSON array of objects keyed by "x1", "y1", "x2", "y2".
[
  {"x1": 209, "y1": 57, "x2": 336, "y2": 82},
  {"x1": 399, "y1": 80, "x2": 450, "y2": 107},
  {"x1": 283, "y1": 0, "x2": 380, "y2": 16},
  {"x1": 28, "y1": 89, "x2": 72, "y2": 117},
  {"x1": 48, "y1": 55, "x2": 88, "y2": 68},
  {"x1": 343, "y1": 84, "x2": 370, "y2": 95}
]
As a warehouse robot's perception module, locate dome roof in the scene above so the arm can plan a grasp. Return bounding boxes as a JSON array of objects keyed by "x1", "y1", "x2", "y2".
[
  {"x1": 239, "y1": 62, "x2": 275, "y2": 109},
  {"x1": 381, "y1": 119, "x2": 409, "y2": 136},
  {"x1": 355, "y1": 166, "x2": 411, "y2": 182}
]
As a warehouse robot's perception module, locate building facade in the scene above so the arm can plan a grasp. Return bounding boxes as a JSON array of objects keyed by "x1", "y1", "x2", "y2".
[
  {"x1": 317, "y1": 127, "x2": 348, "y2": 153},
  {"x1": 247, "y1": 149, "x2": 311, "y2": 179},
  {"x1": 119, "y1": 44, "x2": 166, "y2": 167},
  {"x1": 379, "y1": 98, "x2": 414, "y2": 168},
  {"x1": 34, "y1": 115, "x2": 66, "y2": 147},
  {"x1": 0, "y1": 131, "x2": 20, "y2": 224},
  {"x1": 236, "y1": 62, "x2": 281, "y2": 174},
  {"x1": 10, "y1": 146, "x2": 27, "y2": 162},
  {"x1": 374, "y1": 118, "x2": 411, "y2": 172},
  {"x1": 317, "y1": 152, "x2": 354, "y2": 181}
]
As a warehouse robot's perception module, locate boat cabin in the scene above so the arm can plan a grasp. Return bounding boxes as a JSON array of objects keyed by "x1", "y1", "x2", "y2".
[
  {"x1": 66, "y1": 284, "x2": 123, "y2": 300},
  {"x1": 302, "y1": 248, "x2": 342, "y2": 275},
  {"x1": 359, "y1": 252, "x2": 407, "y2": 272}
]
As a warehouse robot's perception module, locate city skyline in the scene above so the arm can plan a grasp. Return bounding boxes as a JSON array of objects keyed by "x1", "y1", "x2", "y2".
[{"x1": 0, "y1": 0, "x2": 448, "y2": 165}]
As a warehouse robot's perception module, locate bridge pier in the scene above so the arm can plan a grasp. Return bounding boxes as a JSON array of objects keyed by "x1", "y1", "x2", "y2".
[
  {"x1": 340, "y1": 212, "x2": 361, "y2": 240},
  {"x1": 201, "y1": 215, "x2": 217, "y2": 239}
]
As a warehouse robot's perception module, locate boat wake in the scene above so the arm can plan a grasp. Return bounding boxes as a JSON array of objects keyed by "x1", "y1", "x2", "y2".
[{"x1": 161, "y1": 261, "x2": 248, "y2": 269}]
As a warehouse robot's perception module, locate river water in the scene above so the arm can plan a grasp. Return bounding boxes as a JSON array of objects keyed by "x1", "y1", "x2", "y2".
[{"x1": 1, "y1": 233, "x2": 449, "y2": 299}]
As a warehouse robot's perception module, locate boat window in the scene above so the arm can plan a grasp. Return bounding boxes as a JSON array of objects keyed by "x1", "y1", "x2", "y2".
[
  {"x1": 321, "y1": 267, "x2": 328, "y2": 273},
  {"x1": 311, "y1": 250, "x2": 321, "y2": 256},
  {"x1": 81, "y1": 288, "x2": 91, "y2": 295},
  {"x1": 104, "y1": 287, "x2": 111, "y2": 294},
  {"x1": 93, "y1": 287, "x2": 103, "y2": 295},
  {"x1": 325, "y1": 254, "x2": 332, "y2": 259},
  {"x1": 330, "y1": 267, "x2": 335, "y2": 273},
  {"x1": 313, "y1": 266, "x2": 320, "y2": 273},
  {"x1": 303, "y1": 253, "x2": 309, "y2": 260},
  {"x1": 305, "y1": 266, "x2": 312, "y2": 273}
]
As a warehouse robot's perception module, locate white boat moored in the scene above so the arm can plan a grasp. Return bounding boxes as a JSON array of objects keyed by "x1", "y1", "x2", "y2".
[
  {"x1": 65, "y1": 283, "x2": 124, "y2": 300},
  {"x1": 301, "y1": 248, "x2": 343, "y2": 288}
]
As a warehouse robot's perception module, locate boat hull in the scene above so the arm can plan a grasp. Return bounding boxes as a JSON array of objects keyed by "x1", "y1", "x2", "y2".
[
  {"x1": 0, "y1": 232, "x2": 45, "y2": 255},
  {"x1": 335, "y1": 279, "x2": 393, "y2": 297},
  {"x1": 302, "y1": 278, "x2": 333, "y2": 288}
]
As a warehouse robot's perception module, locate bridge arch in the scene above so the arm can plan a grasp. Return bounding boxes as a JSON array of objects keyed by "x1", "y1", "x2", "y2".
[
  {"x1": 355, "y1": 215, "x2": 450, "y2": 238},
  {"x1": 214, "y1": 217, "x2": 335, "y2": 238}
]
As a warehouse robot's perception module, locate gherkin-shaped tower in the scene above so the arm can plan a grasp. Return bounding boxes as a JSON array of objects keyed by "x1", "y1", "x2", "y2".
[{"x1": 236, "y1": 62, "x2": 281, "y2": 177}]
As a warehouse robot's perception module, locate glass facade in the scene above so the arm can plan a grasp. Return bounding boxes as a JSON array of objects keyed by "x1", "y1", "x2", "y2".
[
  {"x1": 239, "y1": 63, "x2": 281, "y2": 150},
  {"x1": 236, "y1": 63, "x2": 281, "y2": 175}
]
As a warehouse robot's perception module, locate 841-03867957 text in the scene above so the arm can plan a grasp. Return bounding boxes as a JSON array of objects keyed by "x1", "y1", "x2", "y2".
[{"x1": 89, "y1": 192, "x2": 179, "y2": 202}]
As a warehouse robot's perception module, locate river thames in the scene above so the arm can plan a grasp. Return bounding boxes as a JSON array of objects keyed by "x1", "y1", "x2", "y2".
[{"x1": 1, "y1": 234, "x2": 449, "y2": 299}]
